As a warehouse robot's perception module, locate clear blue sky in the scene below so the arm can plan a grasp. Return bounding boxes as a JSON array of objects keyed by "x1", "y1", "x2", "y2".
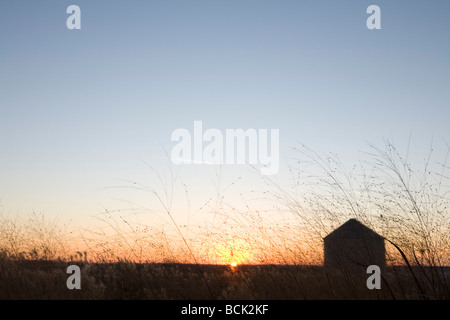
[{"x1": 1, "y1": 1, "x2": 449, "y2": 226}]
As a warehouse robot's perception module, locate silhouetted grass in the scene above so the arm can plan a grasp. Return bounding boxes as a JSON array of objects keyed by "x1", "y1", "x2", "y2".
[{"x1": 0, "y1": 139, "x2": 448, "y2": 299}]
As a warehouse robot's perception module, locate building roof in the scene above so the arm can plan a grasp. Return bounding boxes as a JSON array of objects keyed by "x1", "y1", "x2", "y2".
[{"x1": 324, "y1": 219, "x2": 384, "y2": 240}]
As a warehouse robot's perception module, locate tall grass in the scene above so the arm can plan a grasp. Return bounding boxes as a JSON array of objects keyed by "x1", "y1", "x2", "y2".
[
  {"x1": 0, "y1": 139, "x2": 448, "y2": 299},
  {"x1": 0, "y1": 211, "x2": 70, "y2": 261},
  {"x1": 269, "y1": 138, "x2": 449, "y2": 298}
]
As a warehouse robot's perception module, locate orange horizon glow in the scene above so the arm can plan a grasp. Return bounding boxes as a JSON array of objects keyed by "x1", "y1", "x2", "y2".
[{"x1": 1, "y1": 214, "x2": 448, "y2": 267}]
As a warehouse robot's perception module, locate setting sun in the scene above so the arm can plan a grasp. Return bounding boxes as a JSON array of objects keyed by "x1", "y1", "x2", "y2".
[
  {"x1": 0, "y1": 0, "x2": 449, "y2": 305},
  {"x1": 211, "y1": 236, "x2": 254, "y2": 265}
]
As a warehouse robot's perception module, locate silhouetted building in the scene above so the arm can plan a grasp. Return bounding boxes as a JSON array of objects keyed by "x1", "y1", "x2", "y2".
[{"x1": 324, "y1": 219, "x2": 385, "y2": 270}]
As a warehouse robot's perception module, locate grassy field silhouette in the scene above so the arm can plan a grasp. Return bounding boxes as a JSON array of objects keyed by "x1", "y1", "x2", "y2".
[{"x1": 0, "y1": 141, "x2": 448, "y2": 299}]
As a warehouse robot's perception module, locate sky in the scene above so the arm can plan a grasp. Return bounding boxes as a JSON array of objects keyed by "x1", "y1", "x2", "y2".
[{"x1": 1, "y1": 0, "x2": 449, "y2": 246}]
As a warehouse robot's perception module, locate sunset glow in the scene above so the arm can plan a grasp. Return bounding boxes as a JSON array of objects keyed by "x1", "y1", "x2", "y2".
[{"x1": 0, "y1": 1, "x2": 449, "y2": 303}]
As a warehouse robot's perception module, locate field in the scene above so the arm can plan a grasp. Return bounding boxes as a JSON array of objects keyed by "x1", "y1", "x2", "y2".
[
  {"x1": 0, "y1": 258, "x2": 448, "y2": 300},
  {"x1": 0, "y1": 141, "x2": 449, "y2": 300}
]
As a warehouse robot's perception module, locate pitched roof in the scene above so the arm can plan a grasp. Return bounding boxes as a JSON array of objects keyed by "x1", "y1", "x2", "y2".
[{"x1": 324, "y1": 219, "x2": 383, "y2": 240}]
